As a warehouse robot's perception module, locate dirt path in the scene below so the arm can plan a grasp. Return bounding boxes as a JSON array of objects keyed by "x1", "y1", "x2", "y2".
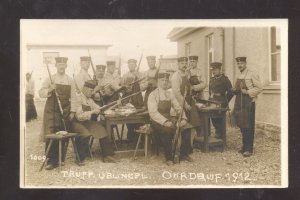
[{"x1": 22, "y1": 100, "x2": 281, "y2": 187}]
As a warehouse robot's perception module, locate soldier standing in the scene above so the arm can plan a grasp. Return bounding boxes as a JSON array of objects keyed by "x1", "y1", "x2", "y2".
[
  {"x1": 143, "y1": 56, "x2": 159, "y2": 108},
  {"x1": 232, "y1": 57, "x2": 262, "y2": 157},
  {"x1": 74, "y1": 56, "x2": 92, "y2": 91},
  {"x1": 26, "y1": 72, "x2": 37, "y2": 122},
  {"x1": 188, "y1": 56, "x2": 206, "y2": 100},
  {"x1": 104, "y1": 61, "x2": 123, "y2": 103},
  {"x1": 39, "y1": 57, "x2": 76, "y2": 170},
  {"x1": 120, "y1": 59, "x2": 146, "y2": 142},
  {"x1": 171, "y1": 57, "x2": 202, "y2": 132},
  {"x1": 148, "y1": 72, "x2": 193, "y2": 166},
  {"x1": 209, "y1": 62, "x2": 233, "y2": 139}
]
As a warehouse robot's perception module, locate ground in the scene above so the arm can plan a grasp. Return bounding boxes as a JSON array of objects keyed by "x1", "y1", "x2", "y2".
[{"x1": 22, "y1": 100, "x2": 281, "y2": 187}]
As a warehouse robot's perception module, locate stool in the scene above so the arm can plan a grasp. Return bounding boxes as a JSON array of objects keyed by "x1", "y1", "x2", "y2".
[
  {"x1": 40, "y1": 133, "x2": 80, "y2": 171},
  {"x1": 133, "y1": 126, "x2": 152, "y2": 161},
  {"x1": 88, "y1": 135, "x2": 94, "y2": 159}
]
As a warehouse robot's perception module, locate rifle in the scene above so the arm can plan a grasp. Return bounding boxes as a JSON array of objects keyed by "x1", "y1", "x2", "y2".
[
  {"x1": 172, "y1": 87, "x2": 188, "y2": 163},
  {"x1": 87, "y1": 49, "x2": 97, "y2": 80},
  {"x1": 45, "y1": 63, "x2": 67, "y2": 131},
  {"x1": 98, "y1": 90, "x2": 142, "y2": 113},
  {"x1": 197, "y1": 98, "x2": 222, "y2": 107},
  {"x1": 136, "y1": 50, "x2": 144, "y2": 73},
  {"x1": 73, "y1": 73, "x2": 82, "y2": 95}
]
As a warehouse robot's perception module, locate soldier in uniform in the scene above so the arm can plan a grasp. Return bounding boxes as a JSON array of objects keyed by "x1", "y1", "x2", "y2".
[
  {"x1": 93, "y1": 65, "x2": 107, "y2": 107},
  {"x1": 26, "y1": 72, "x2": 37, "y2": 122},
  {"x1": 120, "y1": 59, "x2": 147, "y2": 142},
  {"x1": 209, "y1": 62, "x2": 233, "y2": 139},
  {"x1": 74, "y1": 56, "x2": 92, "y2": 91},
  {"x1": 232, "y1": 57, "x2": 262, "y2": 157},
  {"x1": 171, "y1": 57, "x2": 202, "y2": 132},
  {"x1": 148, "y1": 72, "x2": 193, "y2": 166},
  {"x1": 188, "y1": 56, "x2": 206, "y2": 100},
  {"x1": 39, "y1": 57, "x2": 76, "y2": 170},
  {"x1": 71, "y1": 80, "x2": 119, "y2": 164},
  {"x1": 143, "y1": 56, "x2": 159, "y2": 108},
  {"x1": 104, "y1": 61, "x2": 123, "y2": 103}
]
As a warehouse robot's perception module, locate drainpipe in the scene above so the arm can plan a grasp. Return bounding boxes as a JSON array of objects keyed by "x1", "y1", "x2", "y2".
[{"x1": 232, "y1": 27, "x2": 236, "y2": 82}]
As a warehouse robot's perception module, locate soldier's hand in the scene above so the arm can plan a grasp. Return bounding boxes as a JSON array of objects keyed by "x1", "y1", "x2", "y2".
[
  {"x1": 68, "y1": 112, "x2": 75, "y2": 121},
  {"x1": 48, "y1": 84, "x2": 56, "y2": 93},
  {"x1": 164, "y1": 121, "x2": 174, "y2": 128},
  {"x1": 179, "y1": 119, "x2": 187, "y2": 128},
  {"x1": 185, "y1": 104, "x2": 192, "y2": 111},
  {"x1": 92, "y1": 108, "x2": 100, "y2": 115}
]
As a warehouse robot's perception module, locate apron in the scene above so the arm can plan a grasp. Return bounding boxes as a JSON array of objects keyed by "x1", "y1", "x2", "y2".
[
  {"x1": 72, "y1": 104, "x2": 108, "y2": 139},
  {"x1": 41, "y1": 83, "x2": 71, "y2": 141},
  {"x1": 233, "y1": 78, "x2": 253, "y2": 129}
]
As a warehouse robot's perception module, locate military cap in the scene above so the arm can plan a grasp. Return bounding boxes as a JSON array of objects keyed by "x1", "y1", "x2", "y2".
[
  {"x1": 55, "y1": 57, "x2": 68, "y2": 64},
  {"x1": 128, "y1": 59, "x2": 137, "y2": 64},
  {"x1": 80, "y1": 56, "x2": 91, "y2": 62},
  {"x1": 189, "y1": 56, "x2": 198, "y2": 61},
  {"x1": 84, "y1": 80, "x2": 97, "y2": 89},
  {"x1": 210, "y1": 62, "x2": 222, "y2": 69},
  {"x1": 235, "y1": 57, "x2": 247, "y2": 62},
  {"x1": 177, "y1": 57, "x2": 188, "y2": 62},
  {"x1": 96, "y1": 65, "x2": 106, "y2": 71},
  {"x1": 106, "y1": 61, "x2": 116, "y2": 66},
  {"x1": 146, "y1": 56, "x2": 156, "y2": 61},
  {"x1": 157, "y1": 72, "x2": 170, "y2": 79}
]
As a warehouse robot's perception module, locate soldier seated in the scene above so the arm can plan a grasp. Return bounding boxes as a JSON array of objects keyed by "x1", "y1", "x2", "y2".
[{"x1": 71, "y1": 80, "x2": 119, "y2": 165}]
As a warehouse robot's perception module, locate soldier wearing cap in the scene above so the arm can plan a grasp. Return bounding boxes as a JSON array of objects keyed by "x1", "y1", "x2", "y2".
[
  {"x1": 71, "y1": 80, "x2": 119, "y2": 164},
  {"x1": 74, "y1": 56, "x2": 92, "y2": 91},
  {"x1": 142, "y1": 56, "x2": 159, "y2": 108},
  {"x1": 232, "y1": 57, "x2": 262, "y2": 157},
  {"x1": 103, "y1": 61, "x2": 123, "y2": 103},
  {"x1": 209, "y1": 62, "x2": 233, "y2": 139},
  {"x1": 120, "y1": 59, "x2": 147, "y2": 142},
  {"x1": 148, "y1": 72, "x2": 193, "y2": 166},
  {"x1": 92, "y1": 65, "x2": 108, "y2": 107},
  {"x1": 26, "y1": 72, "x2": 37, "y2": 122},
  {"x1": 188, "y1": 56, "x2": 206, "y2": 100},
  {"x1": 171, "y1": 57, "x2": 202, "y2": 132},
  {"x1": 39, "y1": 57, "x2": 76, "y2": 170}
]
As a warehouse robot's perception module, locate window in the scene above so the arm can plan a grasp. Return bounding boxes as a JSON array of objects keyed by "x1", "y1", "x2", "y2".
[
  {"x1": 270, "y1": 27, "x2": 280, "y2": 83},
  {"x1": 207, "y1": 34, "x2": 214, "y2": 81},
  {"x1": 185, "y1": 42, "x2": 191, "y2": 57}
]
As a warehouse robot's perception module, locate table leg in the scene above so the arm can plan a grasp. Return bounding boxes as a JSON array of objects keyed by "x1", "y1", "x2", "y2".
[
  {"x1": 203, "y1": 115, "x2": 210, "y2": 152},
  {"x1": 120, "y1": 124, "x2": 125, "y2": 146}
]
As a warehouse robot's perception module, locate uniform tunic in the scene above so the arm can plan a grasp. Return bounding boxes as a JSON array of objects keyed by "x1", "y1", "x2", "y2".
[
  {"x1": 171, "y1": 70, "x2": 202, "y2": 127},
  {"x1": 74, "y1": 69, "x2": 92, "y2": 91},
  {"x1": 209, "y1": 74, "x2": 233, "y2": 135},
  {"x1": 233, "y1": 68, "x2": 262, "y2": 152},
  {"x1": 148, "y1": 88, "x2": 192, "y2": 161},
  {"x1": 188, "y1": 67, "x2": 206, "y2": 100}
]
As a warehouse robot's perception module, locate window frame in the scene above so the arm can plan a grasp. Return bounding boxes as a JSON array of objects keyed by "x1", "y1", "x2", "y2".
[{"x1": 268, "y1": 27, "x2": 281, "y2": 85}]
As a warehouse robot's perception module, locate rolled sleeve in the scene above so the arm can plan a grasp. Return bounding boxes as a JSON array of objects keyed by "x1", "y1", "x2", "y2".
[
  {"x1": 39, "y1": 78, "x2": 52, "y2": 98},
  {"x1": 247, "y1": 72, "x2": 263, "y2": 98}
]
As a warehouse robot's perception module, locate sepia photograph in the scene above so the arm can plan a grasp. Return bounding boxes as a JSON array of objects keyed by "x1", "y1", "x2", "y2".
[{"x1": 20, "y1": 19, "x2": 288, "y2": 188}]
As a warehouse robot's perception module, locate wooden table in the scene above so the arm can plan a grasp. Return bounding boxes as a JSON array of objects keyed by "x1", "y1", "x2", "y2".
[
  {"x1": 197, "y1": 106, "x2": 228, "y2": 152},
  {"x1": 104, "y1": 113, "x2": 150, "y2": 153}
]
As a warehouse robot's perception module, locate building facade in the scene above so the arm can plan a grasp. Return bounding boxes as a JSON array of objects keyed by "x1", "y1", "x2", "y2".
[{"x1": 167, "y1": 27, "x2": 281, "y2": 132}]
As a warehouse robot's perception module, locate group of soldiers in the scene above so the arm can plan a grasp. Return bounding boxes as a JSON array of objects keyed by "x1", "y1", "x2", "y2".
[{"x1": 35, "y1": 54, "x2": 262, "y2": 170}]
